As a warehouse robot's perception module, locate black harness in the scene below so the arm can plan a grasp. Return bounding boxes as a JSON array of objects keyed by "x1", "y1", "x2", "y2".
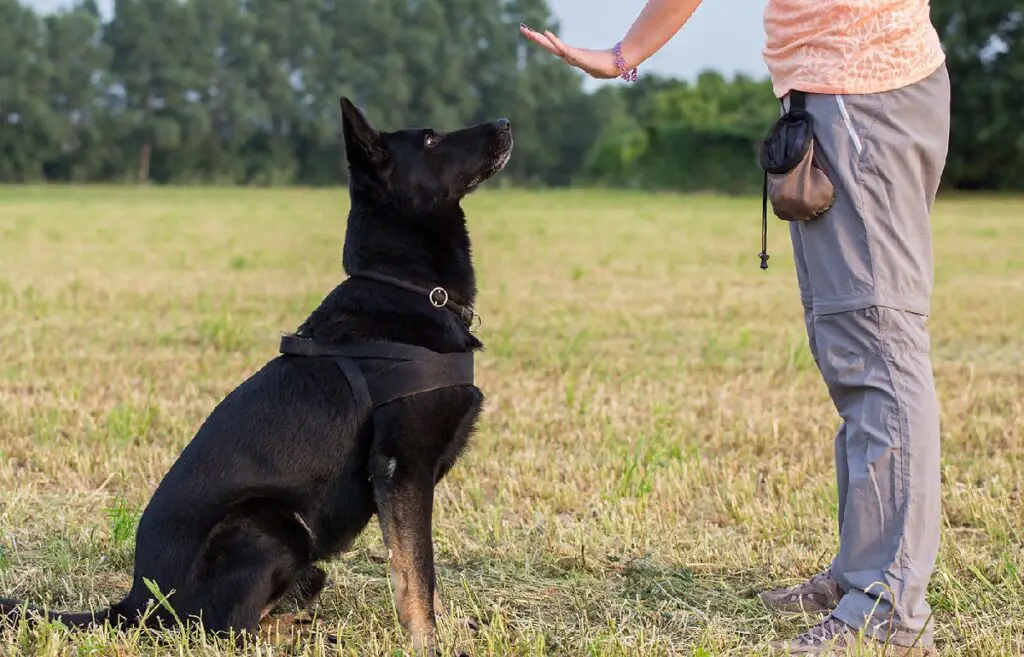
[{"x1": 278, "y1": 272, "x2": 477, "y2": 417}]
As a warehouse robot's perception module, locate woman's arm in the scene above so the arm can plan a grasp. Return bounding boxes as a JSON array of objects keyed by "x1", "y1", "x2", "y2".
[{"x1": 619, "y1": 0, "x2": 705, "y2": 69}]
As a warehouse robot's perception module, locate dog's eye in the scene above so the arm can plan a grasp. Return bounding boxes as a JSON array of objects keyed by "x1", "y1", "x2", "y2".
[{"x1": 424, "y1": 133, "x2": 440, "y2": 148}]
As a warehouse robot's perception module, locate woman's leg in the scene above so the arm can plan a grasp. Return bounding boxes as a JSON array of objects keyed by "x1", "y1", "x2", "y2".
[{"x1": 777, "y1": 64, "x2": 950, "y2": 650}]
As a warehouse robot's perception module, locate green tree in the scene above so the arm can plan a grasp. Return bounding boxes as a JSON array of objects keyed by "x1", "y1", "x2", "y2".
[
  {"x1": 932, "y1": 3, "x2": 1024, "y2": 190},
  {"x1": 41, "y1": 0, "x2": 112, "y2": 181},
  {"x1": 0, "y1": 0, "x2": 58, "y2": 181},
  {"x1": 583, "y1": 72, "x2": 777, "y2": 193},
  {"x1": 241, "y1": 0, "x2": 328, "y2": 185},
  {"x1": 104, "y1": 0, "x2": 197, "y2": 182}
]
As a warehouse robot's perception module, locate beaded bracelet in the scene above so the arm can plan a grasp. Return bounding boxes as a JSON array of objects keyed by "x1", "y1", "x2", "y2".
[{"x1": 613, "y1": 42, "x2": 638, "y2": 82}]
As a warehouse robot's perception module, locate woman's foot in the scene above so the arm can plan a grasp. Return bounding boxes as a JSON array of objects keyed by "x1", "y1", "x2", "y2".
[
  {"x1": 759, "y1": 570, "x2": 843, "y2": 615},
  {"x1": 768, "y1": 615, "x2": 935, "y2": 655}
]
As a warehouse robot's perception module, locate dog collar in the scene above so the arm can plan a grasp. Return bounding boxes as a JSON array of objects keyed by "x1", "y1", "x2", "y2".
[{"x1": 348, "y1": 270, "x2": 481, "y2": 332}]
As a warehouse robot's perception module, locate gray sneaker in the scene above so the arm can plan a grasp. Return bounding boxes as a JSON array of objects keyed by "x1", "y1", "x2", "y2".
[
  {"x1": 760, "y1": 570, "x2": 844, "y2": 615},
  {"x1": 768, "y1": 615, "x2": 935, "y2": 655}
]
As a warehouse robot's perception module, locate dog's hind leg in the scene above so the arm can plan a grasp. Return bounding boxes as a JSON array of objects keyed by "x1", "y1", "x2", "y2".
[
  {"x1": 288, "y1": 565, "x2": 328, "y2": 611},
  {"x1": 194, "y1": 564, "x2": 292, "y2": 640},
  {"x1": 188, "y1": 524, "x2": 305, "y2": 642},
  {"x1": 254, "y1": 564, "x2": 331, "y2": 648}
]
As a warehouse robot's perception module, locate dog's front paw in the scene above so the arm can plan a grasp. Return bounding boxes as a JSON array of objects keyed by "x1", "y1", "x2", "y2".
[
  {"x1": 449, "y1": 617, "x2": 482, "y2": 657},
  {"x1": 410, "y1": 633, "x2": 441, "y2": 657},
  {"x1": 413, "y1": 635, "x2": 471, "y2": 657},
  {"x1": 367, "y1": 549, "x2": 390, "y2": 564}
]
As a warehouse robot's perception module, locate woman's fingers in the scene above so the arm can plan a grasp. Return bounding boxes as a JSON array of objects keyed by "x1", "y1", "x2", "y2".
[
  {"x1": 519, "y1": 25, "x2": 551, "y2": 48},
  {"x1": 543, "y1": 30, "x2": 571, "y2": 55},
  {"x1": 520, "y1": 24, "x2": 571, "y2": 61},
  {"x1": 518, "y1": 25, "x2": 620, "y2": 80},
  {"x1": 523, "y1": 32, "x2": 559, "y2": 56},
  {"x1": 543, "y1": 30, "x2": 586, "y2": 66},
  {"x1": 544, "y1": 29, "x2": 591, "y2": 67}
]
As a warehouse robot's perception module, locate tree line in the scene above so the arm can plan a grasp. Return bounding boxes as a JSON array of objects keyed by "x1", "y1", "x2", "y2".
[{"x1": 1, "y1": 0, "x2": 1020, "y2": 192}]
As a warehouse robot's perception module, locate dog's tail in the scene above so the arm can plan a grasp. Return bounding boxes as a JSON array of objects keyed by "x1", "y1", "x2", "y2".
[{"x1": 1, "y1": 597, "x2": 129, "y2": 630}]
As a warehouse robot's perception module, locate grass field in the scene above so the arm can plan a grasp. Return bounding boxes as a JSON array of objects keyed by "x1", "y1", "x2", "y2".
[{"x1": 0, "y1": 185, "x2": 1022, "y2": 656}]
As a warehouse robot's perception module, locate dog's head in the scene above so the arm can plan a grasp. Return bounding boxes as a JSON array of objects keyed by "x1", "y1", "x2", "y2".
[{"x1": 339, "y1": 97, "x2": 512, "y2": 214}]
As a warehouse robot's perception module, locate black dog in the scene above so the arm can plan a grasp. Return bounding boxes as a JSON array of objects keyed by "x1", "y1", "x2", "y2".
[{"x1": 1, "y1": 97, "x2": 513, "y2": 655}]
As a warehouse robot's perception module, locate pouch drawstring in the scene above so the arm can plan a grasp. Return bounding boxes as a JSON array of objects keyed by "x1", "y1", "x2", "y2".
[{"x1": 759, "y1": 170, "x2": 770, "y2": 270}]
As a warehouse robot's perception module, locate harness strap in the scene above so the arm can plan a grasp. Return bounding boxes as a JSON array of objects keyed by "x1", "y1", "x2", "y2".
[
  {"x1": 278, "y1": 335, "x2": 474, "y2": 412},
  {"x1": 361, "y1": 352, "x2": 474, "y2": 407},
  {"x1": 333, "y1": 356, "x2": 372, "y2": 414},
  {"x1": 279, "y1": 335, "x2": 440, "y2": 361}
]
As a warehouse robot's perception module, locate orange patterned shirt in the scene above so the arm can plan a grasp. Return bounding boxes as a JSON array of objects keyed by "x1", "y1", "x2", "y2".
[{"x1": 761, "y1": 0, "x2": 946, "y2": 98}]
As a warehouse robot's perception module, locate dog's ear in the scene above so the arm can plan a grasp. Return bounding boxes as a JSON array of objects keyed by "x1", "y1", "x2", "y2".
[{"x1": 339, "y1": 97, "x2": 381, "y2": 159}]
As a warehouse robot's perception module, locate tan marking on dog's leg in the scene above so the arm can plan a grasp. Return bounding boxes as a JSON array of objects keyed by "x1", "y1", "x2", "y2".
[
  {"x1": 433, "y1": 588, "x2": 446, "y2": 619},
  {"x1": 377, "y1": 481, "x2": 441, "y2": 655},
  {"x1": 387, "y1": 524, "x2": 437, "y2": 653}
]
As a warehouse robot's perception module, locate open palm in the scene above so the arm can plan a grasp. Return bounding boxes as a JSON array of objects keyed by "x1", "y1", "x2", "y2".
[{"x1": 518, "y1": 24, "x2": 622, "y2": 80}]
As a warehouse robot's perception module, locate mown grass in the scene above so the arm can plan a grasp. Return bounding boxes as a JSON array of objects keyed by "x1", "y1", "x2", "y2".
[{"x1": 0, "y1": 185, "x2": 1021, "y2": 656}]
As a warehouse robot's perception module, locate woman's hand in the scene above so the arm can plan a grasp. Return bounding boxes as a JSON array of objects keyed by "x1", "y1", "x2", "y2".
[
  {"x1": 519, "y1": 0, "x2": 705, "y2": 82},
  {"x1": 519, "y1": 24, "x2": 623, "y2": 80}
]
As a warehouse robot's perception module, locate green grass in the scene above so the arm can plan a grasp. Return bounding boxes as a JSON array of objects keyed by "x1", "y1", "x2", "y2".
[{"x1": 0, "y1": 185, "x2": 1022, "y2": 656}]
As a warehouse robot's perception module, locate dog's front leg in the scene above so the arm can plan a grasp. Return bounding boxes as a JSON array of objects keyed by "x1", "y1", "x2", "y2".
[
  {"x1": 373, "y1": 463, "x2": 441, "y2": 656},
  {"x1": 433, "y1": 589, "x2": 446, "y2": 620}
]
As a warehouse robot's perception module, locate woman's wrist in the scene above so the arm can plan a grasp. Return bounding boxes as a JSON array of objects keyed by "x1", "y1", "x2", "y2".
[
  {"x1": 612, "y1": 41, "x2": 640, "y2": 81},
  {"x1": 616, "y1": 38, "x2": 643, "y2": 71}
]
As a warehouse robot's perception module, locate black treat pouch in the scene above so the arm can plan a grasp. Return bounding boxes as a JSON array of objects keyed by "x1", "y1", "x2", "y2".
[{"x1": 755, "y1": 91, "x2": 835, "y2": 270}]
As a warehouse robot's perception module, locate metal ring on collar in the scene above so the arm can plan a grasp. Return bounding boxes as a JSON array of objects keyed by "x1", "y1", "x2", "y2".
[{"x1": 429, "y1": 286, "x2": 449, "y2": 308}]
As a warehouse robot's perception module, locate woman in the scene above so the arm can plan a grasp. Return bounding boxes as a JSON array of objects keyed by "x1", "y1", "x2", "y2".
[{"x1": 520, "y1": 2, "x2": 949, "y2": 655}]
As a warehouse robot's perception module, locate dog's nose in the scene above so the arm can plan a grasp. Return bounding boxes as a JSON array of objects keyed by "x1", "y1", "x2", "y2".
[{"x1": 494, "y1": 118, "x2": 511, "y2": 131}]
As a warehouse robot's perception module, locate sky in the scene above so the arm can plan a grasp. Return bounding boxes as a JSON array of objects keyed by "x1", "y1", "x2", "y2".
[{"x1": 24, "y1": 0, "x2": 771, "y2": 83}]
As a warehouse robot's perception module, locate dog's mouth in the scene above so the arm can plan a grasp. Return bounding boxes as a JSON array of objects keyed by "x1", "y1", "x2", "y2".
[
  {"x1": 490, "y1": 144, "x2": 513, "y2": 175},
  {"x1": 464, "y1": 139, "x2": 513, "y2": 194},
  {"x1": 485, "y1": 134, "x2": 514, "y2": 176}
]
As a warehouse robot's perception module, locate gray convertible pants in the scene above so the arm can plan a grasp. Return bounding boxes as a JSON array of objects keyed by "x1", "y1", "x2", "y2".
[{"x1": 786, "y1": 63, "x2": 950, "y2": 647}]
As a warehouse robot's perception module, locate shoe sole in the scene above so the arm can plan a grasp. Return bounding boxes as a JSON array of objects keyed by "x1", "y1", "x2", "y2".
[{"x1": 765, "y1": 642, "x2": 935, "y2": 656}]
